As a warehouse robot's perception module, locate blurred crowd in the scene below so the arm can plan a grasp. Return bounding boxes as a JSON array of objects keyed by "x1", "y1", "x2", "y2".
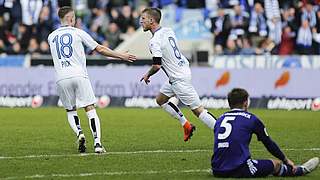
[
  {"x1": 0, "y1": 0, "x2": 151, "y2": 56},
  {"x1": 1, "y1": 0, "x2": 320, "y2": 56},
  {"x1": 210, "y1": 0, "x2": 320, "y2": 55}
]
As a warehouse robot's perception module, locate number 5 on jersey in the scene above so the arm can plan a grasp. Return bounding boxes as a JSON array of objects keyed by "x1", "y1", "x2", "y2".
[{"x1": 218, "y1": 116, "x2": 236, "y2": 140}]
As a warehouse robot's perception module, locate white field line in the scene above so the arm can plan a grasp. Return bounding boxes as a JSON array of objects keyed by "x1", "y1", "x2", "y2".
[
  {"x1": 0, "y1": 148, "x2": 319, "y2": 160},
  {"x1": 1, "y1": 169, "x2": 212, "y2": 180}
]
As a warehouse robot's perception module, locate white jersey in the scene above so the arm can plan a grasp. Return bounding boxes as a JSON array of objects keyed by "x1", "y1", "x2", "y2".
[
  {"x1": 48, "y1": 26, "x2": 99, "y2": 81},
  {"x1": 149, "y1": 27, "x2": 191, "y2": 82}
]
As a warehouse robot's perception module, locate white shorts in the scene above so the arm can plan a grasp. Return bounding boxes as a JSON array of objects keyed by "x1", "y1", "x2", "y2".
[
  {"x1": 160, "y1": 79, "x2": 201, "y2": 110},
  {"x1": 56, "y1": 77, "x2": 96, "y2": 110}
]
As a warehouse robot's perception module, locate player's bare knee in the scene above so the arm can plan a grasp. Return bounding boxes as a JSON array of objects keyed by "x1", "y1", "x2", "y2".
[
  {"x1": 156, "y1": 98, "x2": 165, "y2": 106},
  {"x1": 84, "y1": 104, "x2": 95, "y2": 112},
  {"x1": 192, "y1": 106, "x2": 204, "y2": 117},
  {"x1": 272, "y1": 159, "x2": 282, "y2": 174},
  {"x1": 156, "y1": 94, "x2": 169, "y2": 106}
]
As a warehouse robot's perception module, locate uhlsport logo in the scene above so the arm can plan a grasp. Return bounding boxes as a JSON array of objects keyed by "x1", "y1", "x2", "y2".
[{"x1": 311, "y1": 98, "x2": 320, "y2": 111}]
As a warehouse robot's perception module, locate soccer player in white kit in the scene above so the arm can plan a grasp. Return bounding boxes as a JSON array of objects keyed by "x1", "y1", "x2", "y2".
[
  {"x1": 140, "y1": 8, "x2": 216, "y2": 141},
  {"x1": 48, "y1": 7, "x2": 136, "y2": 153}
]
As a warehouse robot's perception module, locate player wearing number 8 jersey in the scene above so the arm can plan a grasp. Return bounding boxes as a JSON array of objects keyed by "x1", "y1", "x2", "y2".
[
  {"x1": 48, "y1": 6, "x2": 136, "y2": 153},
  {"x1": 140, "y1": 7, "x2": 217, "y2": 142},
  {"x1": 212, "y1": 88, "x2": 319, "y2": 178}
]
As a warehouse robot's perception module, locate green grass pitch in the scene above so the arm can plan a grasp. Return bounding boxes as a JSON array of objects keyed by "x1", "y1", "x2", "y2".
[{"x1": 0, "y1": 108, "x2": 319, "y2": 179}]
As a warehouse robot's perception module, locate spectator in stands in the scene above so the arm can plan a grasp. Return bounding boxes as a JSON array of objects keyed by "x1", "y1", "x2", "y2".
[
  {"x1": 6, "y1": 0, "x2": 22, "y2": 33},
  {"x1": 7, "y1": 41, "x2": 24, "y2": 54},
  {"x1": 256, "y1": 38, "x2": 275, "y2": 55},
  {"x1": 239, "y1": 37, "x2": 256, "y2": 55},
  {"x1": 39, "y1": 40, "x2": 50, "y2": 54},
  {"x1": 224, "y1": 38, "x2": 239, "y2": 55},
  {"x1": 229, "y1": 5, "x2": 249, "y2": 41},
  {"x1": 301, "y1": 2, "x2": 317, "y2": 27},
  {"x1": 278, "y1": 26, "x2": 296, "y2": 55},
  {"x1": 36, "y1": 6, "x2": 53, "y2": 42},
  {"x1": 249, "y1": 2, "x2": 267, "y2": 37},
  {"x1": 20, "y1": 0, "x2": 43, "y2": 26},
  {"x1": 249, "y1": 2, "x2": 267, "y2": 47},
  {"x1": 211, "y1": 8, "x2": 231, "y2": 55},
  {"x1": 105, "y1": 22, "x2": 122, "y2": 49},
  {"x1": 109, "y1": 8, "x2": 124, "y2": 30},
  {"x1": 90, "y1": 5, "x2": 109, "y2": 35},
  {"x1": 265, "y1": 0, "x2": 282, "y2": 45},
  {"x1": 14, "y1": 23, "x2": 31, "y2": 51},
  {"x1": 296, "y1": 19, "x2": 313, "y2": 54},
  {"x1": 281, "y1": 7, "x2": 299, "y2": 33},
  {"x1": 132, "y1": 8, "x2": 143, "y2": 29},
  {"x1": 49, "y1": 0, "x2": 61, "y2": 29},
  {"x1": 120, "y1": 5, "x2": 138, "y2": 32},
  {"x1": 27, "y1": 37, "x2": 40, "y2": 55}
]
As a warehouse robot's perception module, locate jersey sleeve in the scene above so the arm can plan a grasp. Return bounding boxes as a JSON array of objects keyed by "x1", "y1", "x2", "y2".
[
  {"x1": 77, "y1": 29, "x2": 99, "y2": 50},
  {"x1": 149, "y1": 38, "x2": 162, "y2": 57},
  {"x1": 252, "y1": 116, "x2": 269, "y2": 141}
]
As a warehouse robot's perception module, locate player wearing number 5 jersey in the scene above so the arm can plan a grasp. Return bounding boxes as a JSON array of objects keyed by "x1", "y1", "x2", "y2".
[
  {"x1": 48, "y1": 6, "x2": 136, "y2": 153},
  {"x1": 139, "y1": 8, "x2": 216, "y2": 142},
  {"x1": 212, "y1": 88, "x2": 319, "y2": 178}
]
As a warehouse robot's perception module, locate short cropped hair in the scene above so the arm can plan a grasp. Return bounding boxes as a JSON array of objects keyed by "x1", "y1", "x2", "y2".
[
  {"x1": 227, "y1": 88, "x2": 249, "y2": 109},
  {"x1": 58, "y1": 6, "x2": 74, "y2": 19},
  {"x1": 142, "y1": 7, "x2": 162, "y2": 23}
]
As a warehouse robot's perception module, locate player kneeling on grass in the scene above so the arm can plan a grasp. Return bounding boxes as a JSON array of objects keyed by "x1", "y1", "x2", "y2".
[
  {"x1": 48, "y1": 6, "x2": 136, "y2": 153},
  {"x1": 211, "y1": 88, "x2": 319, "y2": 178},
  {"x1": 139, "y1": 7, "x2": 217, "y2": 142}
]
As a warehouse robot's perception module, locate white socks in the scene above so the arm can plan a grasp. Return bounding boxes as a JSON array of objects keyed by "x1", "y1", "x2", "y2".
[
  {"x1": 86, "y1": 109, "x2": 101, "y2": 145},
  {"x1": 161, "y1": 102, "x2": 217, "y2": 129},
  {"x1": 67, "y1": 111, "x2": 82, "y2": 136},
  {"x1": 161, "y1": 102, "x2": 187, "y2": 125},
  {"x1": 199, "y1": 109, "x2": 216, "y2": 129}
]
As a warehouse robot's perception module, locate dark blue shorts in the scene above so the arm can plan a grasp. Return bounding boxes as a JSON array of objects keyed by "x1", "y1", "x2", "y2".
[{"x1": 213, "y1": 159, "x2": 274, "y2": 178}]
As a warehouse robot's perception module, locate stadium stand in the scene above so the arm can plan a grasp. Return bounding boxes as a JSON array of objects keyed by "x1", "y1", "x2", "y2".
[{"x1": 1, "y1": 0, "x2": 320, "y2": 57}]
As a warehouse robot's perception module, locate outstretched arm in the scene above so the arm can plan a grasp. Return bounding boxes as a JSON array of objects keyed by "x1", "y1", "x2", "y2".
[
  {"x1": 77, "y1": 29, "x2": 136, "y2": 62},
  {"x1": 260, "y1": 136, "x2": 286, "y2": 161},
  {"x1": 95, "y1": 45, "x2": 136, "y2": 62},
  {"x1": 254, "y1": 119, "x2": 297, "y2": 171},
  {"x1": 254, "y1": 119, "x2": 292, "y2": 163},
  {"x1": 260, "y1": 136, "x2": 296, "y2": 172}
]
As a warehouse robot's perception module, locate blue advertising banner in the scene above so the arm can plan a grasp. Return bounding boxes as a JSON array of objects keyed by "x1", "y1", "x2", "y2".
[{"x1": 0, "y1": 55, "x2": 25, "y2": 67}]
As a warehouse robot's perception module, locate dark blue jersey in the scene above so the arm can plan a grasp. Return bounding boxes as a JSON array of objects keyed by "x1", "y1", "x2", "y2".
[{"x1": 211, "y1": 109, "x2": 269, "y2": 172}]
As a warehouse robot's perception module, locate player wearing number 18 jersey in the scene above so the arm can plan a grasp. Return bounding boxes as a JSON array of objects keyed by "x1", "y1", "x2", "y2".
[
  {"x1": 48, "y1": 6, "x2": 136, "y2": 153},
  {"x1": 211, "y1": 88, "x2": 319, "y2": 178},
  {"x1": 140, "y1": 8, "x2": 217, "y2": 142}
]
